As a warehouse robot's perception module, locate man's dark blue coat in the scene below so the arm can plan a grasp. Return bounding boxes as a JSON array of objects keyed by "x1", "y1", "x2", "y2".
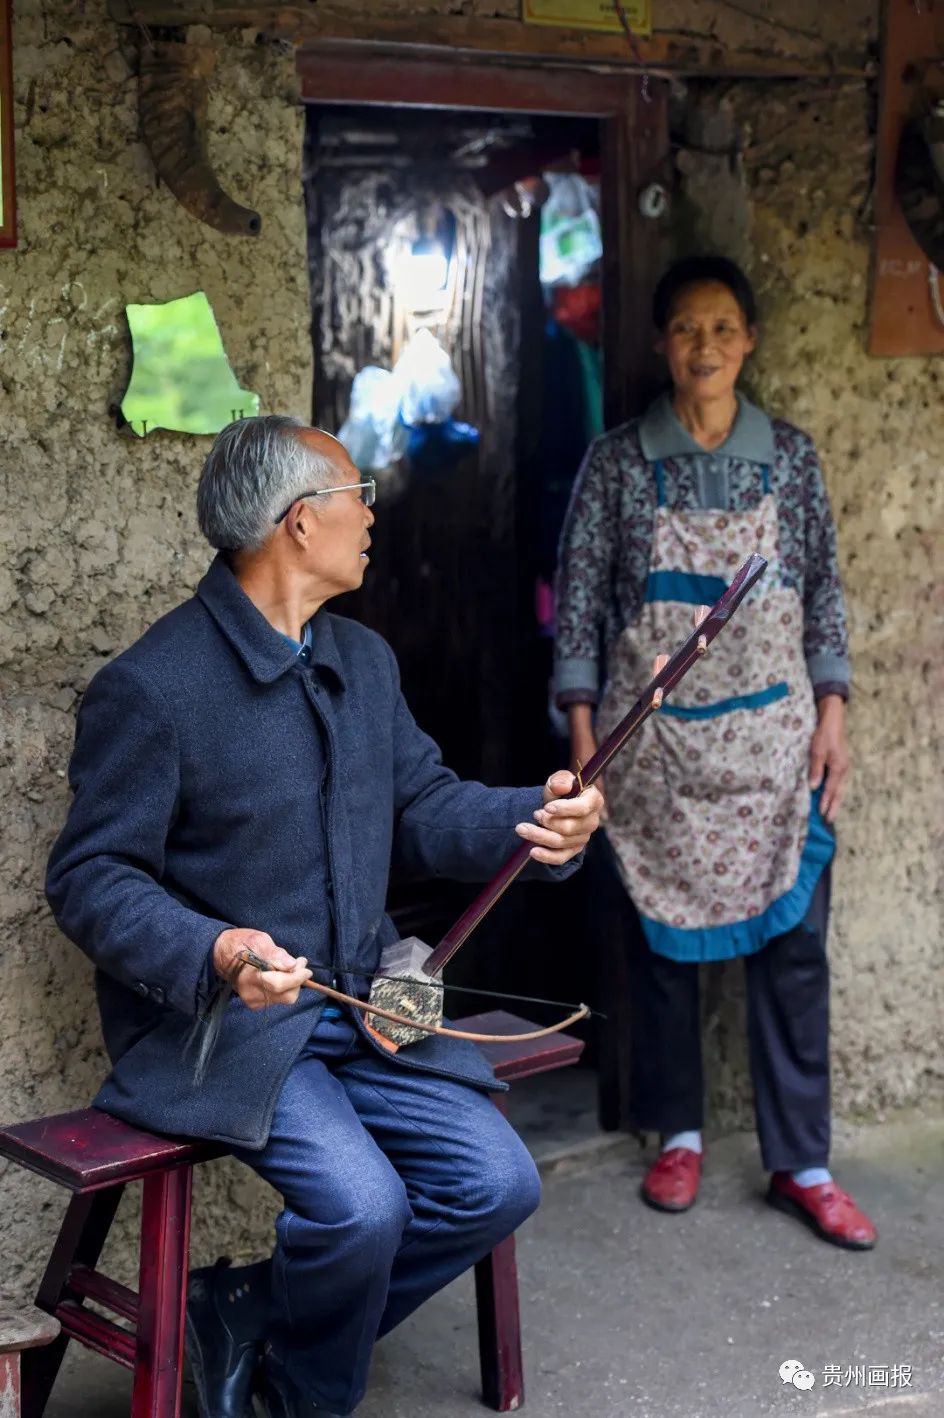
[{"x1": 46, "y1": 556, "x2": 578, "y2": 1148}]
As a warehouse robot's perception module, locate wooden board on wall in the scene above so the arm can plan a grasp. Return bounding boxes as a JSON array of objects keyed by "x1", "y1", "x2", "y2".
[{"x1": 870, "y1": 0, "x2": 944, "y2": 356}]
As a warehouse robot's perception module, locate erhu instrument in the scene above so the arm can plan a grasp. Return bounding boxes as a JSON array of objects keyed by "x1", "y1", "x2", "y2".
[{"x1": 358, "y1": 552, "x2": 769, "y2": 1049}]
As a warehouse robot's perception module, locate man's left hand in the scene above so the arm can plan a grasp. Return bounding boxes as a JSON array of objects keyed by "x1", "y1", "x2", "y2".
[
  {"x1": 809, "y1": 694, "x2": 850, "y2": 824},
  {"x1": 515, "y1": 769, "x2": 604, "y2": 865}
]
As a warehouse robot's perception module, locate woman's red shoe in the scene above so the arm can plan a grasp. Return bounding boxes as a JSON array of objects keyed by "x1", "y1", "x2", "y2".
[
  {"x1": 767, "y1": 1173, "x2": 877, "y2": 1250},
  {"x1": 640, "y1": 1147, "x2": 702, "y2": 1213}
]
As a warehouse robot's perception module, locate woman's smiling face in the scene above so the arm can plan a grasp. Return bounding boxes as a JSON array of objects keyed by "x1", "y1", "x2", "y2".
[{"x1": 657, "y1": 279, "x2": 756, "y2": 402}]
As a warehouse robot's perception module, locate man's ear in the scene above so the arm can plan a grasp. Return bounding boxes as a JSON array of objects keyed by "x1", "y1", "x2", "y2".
[
  {"x1": 283, "y1": 501, "x2": 311, "y2": 547},
  {"x1": 745, "y1": 323, "x2": 758, "y2": 355}
]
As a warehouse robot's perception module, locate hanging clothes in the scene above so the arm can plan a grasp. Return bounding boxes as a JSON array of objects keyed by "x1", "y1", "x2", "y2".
[{"x1": 536, "y1": 319, "x2": 603, "y2": 582}]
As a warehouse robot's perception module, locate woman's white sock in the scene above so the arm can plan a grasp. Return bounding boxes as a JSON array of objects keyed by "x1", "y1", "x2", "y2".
[{"x1": 662, "y1": 1130, "x2": 702, "y2": 1154}]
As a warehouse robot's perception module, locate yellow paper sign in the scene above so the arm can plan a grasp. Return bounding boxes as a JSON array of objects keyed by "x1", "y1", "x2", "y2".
[{"x1": 523, "y1": 0, "x2": 652, "y2": 38}]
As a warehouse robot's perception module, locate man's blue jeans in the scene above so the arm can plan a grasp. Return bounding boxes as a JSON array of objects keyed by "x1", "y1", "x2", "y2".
[{"x1": 233, "y1": 1011, "x2": 541, "y2": 1414}]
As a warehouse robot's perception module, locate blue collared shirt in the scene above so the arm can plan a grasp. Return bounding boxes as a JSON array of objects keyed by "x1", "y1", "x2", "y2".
[{"x1": 277, "y1": 621, "x2": 314, "y2": 664}]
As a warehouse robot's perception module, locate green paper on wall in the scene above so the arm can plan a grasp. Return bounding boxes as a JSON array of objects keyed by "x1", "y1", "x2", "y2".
[{"x1": 121, "y1": 291, "x2": 260, "y2": 437}]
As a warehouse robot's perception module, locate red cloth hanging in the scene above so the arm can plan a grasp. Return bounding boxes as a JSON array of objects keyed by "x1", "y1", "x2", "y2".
[{"x1": 551, "y1": 283, "x2": 601, "y2": 345}]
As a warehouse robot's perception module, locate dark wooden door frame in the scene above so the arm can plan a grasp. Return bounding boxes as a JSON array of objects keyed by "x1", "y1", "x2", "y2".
[{"x1": 296, "y1": 45, "x2": 669, "y2": 426}]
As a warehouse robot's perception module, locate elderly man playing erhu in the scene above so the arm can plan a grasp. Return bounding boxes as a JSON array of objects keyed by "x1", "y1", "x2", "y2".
[{"x1": 45, "y1": 416, "x2": 605, "y2": 1418}]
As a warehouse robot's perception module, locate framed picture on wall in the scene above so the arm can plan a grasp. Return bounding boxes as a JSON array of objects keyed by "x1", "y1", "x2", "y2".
[{"x1": 0, "y1": 0, "x2": 15, "y2": 249}]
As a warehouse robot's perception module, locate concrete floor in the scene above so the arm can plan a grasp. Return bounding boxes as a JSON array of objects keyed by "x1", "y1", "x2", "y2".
[{"x1": 43, "y1": 1072, "x2": 944, "y2": 1418}]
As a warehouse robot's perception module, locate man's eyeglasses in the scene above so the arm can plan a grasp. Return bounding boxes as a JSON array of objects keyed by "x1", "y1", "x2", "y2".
[{"x1": 274, "y1": 478, "x2": 376, "y2": 524}]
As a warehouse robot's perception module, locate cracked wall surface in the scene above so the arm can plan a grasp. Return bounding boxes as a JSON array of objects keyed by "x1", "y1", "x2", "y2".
[{"x1": 1, "y1": 0, "x2": 940, "y2": 1309}]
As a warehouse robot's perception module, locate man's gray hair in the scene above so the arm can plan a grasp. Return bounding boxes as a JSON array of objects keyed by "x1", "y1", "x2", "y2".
[{"x1": 197, "y1": 414, "x2": 337, "y2": 551}]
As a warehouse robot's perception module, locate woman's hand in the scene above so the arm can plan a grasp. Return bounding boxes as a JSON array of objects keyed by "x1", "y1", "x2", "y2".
[
  {"x1": 212, "y1": 927, "x2": 313, "y2": 1009},
  {"x1": 515, "y1": 770, "x2": 604, "y2": 865},
  {"x1": 809, "y1": 694, "x2": 850, "y2": 824}
]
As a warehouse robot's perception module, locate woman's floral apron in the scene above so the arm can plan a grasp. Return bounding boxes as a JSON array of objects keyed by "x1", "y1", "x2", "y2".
[{"x1": 596, "y1": 460, "x2": 833, "y2": 962}]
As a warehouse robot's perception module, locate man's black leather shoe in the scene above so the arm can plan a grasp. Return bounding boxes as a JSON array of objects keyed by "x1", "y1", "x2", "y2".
[
  {"x1": 185, "y1": 1257, "x2": 264, "y2": 1418},
  {"x1": 261, "y1": 1342, "x2": 345, "y2": 1417}
]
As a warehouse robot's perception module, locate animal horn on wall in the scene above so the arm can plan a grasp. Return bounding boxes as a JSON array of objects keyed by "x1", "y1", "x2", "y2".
[{"x1": 139, "y1": 41, "x2": 262, "y2": 237}]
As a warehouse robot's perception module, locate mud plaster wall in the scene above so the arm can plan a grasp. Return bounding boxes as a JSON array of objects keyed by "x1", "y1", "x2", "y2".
[
  {"x1": 680, "y1": 80, "x2": 944, "y2": 1131},
  {"x1": 0, "y1": 1, "x2": 311, "y2": 1299}
]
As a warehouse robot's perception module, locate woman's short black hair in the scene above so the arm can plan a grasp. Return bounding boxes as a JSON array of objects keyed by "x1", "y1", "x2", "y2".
[{"x1": 652, "y1": 256, "x2": 757, "y2": 331}]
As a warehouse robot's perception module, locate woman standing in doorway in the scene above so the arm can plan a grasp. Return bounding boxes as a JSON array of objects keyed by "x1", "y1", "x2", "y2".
[{"x1": 554, "y1": 257, "x2": 875, "y2": 1249}]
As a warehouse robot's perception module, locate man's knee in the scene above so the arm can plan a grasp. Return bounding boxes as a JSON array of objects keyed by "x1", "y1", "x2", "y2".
[
  {"x1": 287, "y1": 1160, "x2": 412, "y2": 1268},
  {"x1": 466, "y1": 1131, "x2": 542, "y2": 1239},
  {"x1": 353, "y1": 1172, "x2": 413, "y2": 1250},
  {"x1": 501, "y1": 1144, "x2": 542, "y2": 1230}
]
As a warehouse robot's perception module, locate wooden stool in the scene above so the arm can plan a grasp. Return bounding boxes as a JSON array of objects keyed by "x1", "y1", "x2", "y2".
[
  {"x1": 0, "y1": 1109, "x2": 225, "y2": 1418},
  {"x1": 0, "y1": 1294, "x2": 60, "y2": 1417},
  {"x1": 0, "y1": 1009, "x2": 583, "y2": 1416}
]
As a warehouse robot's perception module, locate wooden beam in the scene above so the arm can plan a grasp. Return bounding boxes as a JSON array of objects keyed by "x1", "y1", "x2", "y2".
[
  {"x1": 109, "y1": 3, "x2": 868, "y2": 79},
  {"x1": 297, "y1": 50, "x2": 637, "y2": 115}
]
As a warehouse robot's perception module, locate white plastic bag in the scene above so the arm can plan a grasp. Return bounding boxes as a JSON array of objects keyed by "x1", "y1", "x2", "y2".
[
  {"x1": 337, "y1": 366, "x2": 407, "y2": 472},
  {"x1": 338, "y1": 331, "x2": 466, "y2": 476},
  {"x1": 393, "y1": 329, "x2": 461, "y2": 426},
  {"x1": 539, "y1": 172, "x2": 603, "y2": 288}
]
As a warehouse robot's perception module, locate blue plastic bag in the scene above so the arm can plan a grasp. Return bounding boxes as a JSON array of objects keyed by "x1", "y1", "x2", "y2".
[{"x1": 404, "y1": 418, "x2": 480, "y2": 473}]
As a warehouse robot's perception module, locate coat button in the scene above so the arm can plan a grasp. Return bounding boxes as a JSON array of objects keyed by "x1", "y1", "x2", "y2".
[
  {"x1": 132, "y1": 981, "x2": 149, "y2": 998},
  {"x1": 151, "y1": 986, "x2": 167, "y2": 1006}
]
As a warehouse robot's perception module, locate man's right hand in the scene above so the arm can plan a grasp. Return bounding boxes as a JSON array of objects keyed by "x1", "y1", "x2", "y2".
[{"x1": 212, "y1": 928, "x2": 313, "y2": 1010}]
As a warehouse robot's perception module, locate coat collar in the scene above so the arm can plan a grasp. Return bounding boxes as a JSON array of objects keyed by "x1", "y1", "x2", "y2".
[
  {"x1": 196, "y1": 554, "x2": 347, "y2": 689},
  {"x1": 639, "y1": 392, "x2": 776, "y2": 466}
]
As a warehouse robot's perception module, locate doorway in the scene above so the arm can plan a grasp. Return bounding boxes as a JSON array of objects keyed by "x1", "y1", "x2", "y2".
[
  {"x1": 299, "y1": 49, "x2": 668, "y2": 1118},
  {"x1": 306, "y1": 104, "x2": 602, "y2": 780}
]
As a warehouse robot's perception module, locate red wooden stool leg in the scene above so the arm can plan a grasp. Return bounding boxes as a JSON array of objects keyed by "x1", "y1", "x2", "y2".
[
  {"x1": 21, "y1": 1187, "x2": 124, "y2": 1418},
  {"x1": 1, "y1": 1352, "x2": 22, "y2": 1414},
  {"x1": 131, "y1": 1166, "x2": 192, "y2": 1418},
  {"x1": 474, "y1": 1097, "x2": 525, "y2": 1412},
  {"x1": 474, "y1": 1233, "x2": 525, "y2": 1412}
]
